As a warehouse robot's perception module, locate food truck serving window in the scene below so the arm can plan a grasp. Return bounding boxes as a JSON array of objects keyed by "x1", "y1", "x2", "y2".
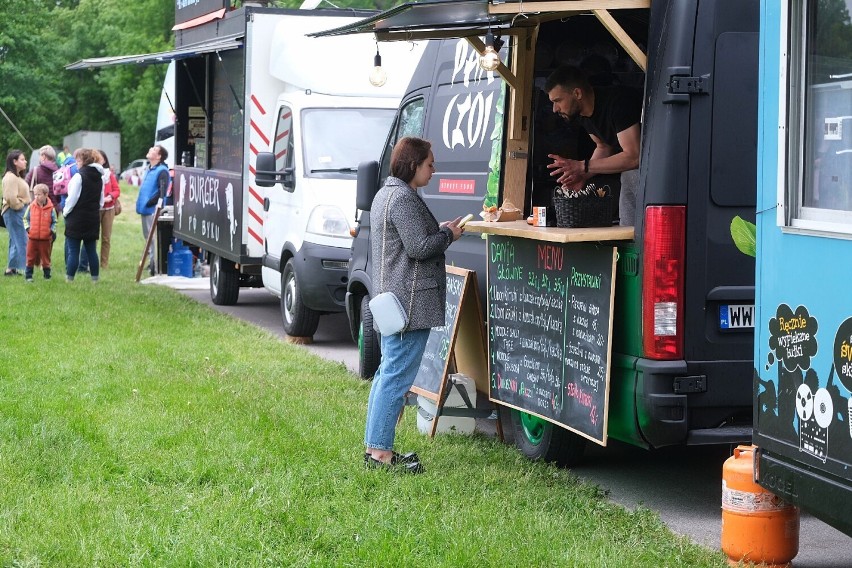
[
  {"x1": 786, "y1": 0, "x2": 852, "y2": 233},
  {"x1": 210, "y1": 48, "x2": 245, "y2": 173}
]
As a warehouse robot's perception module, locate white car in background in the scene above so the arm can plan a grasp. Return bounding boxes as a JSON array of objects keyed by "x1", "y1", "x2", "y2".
[{"x1": 120, "y1": 159, "x2": 147, "y2": 185}]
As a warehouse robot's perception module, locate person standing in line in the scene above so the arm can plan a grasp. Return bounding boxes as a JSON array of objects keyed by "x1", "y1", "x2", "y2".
[
  {"x1": 25, "y1": 145, "x2": 59, "y2": 211},
  {"x1": 23, "y1": 184, "x2": 56, "y2": 281},
  {"x1": 58, "y1": 152, "x2": 77, "y2": 214},
  {"x1": 97, "y1": 149, "x2": 120, "y2": 269},
  {"x1": 135, "y1": 145, "x2": 169, "y2": 275},
  {"x1": 57, "y1": 149, "x2": 89, "y2": 273},
  {"x1": 364, "y1": 137, "x2": 464, "y2": 474},
  {"x1": 545, "y1": 65, "x2": 642, "y2": 226},
  {"x1": 56, "y1": 145, "x2": 71, "y2": 167},
  {"x1": 64, "y1": 149, "x2": 103, "y2": 282},
  {"x1": 2, "y1": 150, "x2": 31, "y2": 276}
]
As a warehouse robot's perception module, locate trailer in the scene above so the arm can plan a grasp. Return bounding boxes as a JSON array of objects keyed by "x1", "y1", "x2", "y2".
[{"x1": 63, "y1": 130, "x2": 121, "y2": 174}]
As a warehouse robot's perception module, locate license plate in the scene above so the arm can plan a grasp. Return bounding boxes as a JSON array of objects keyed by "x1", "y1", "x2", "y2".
[{"x1": 720, "y1": 304, "x2": 755, "y2": 329}]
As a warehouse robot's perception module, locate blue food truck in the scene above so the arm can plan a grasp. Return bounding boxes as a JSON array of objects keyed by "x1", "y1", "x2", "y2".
[{"x1": 753, "y1": 0, "x2": 852, "y2": 536}]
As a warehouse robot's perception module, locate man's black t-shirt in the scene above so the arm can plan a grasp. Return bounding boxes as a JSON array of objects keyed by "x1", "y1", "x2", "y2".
[{"x1": 578, "y1": 86, "x2": 643, "y2": 153}]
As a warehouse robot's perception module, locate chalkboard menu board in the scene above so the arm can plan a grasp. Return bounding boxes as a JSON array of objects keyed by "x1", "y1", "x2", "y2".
[
  {"x1": 411, "y1": 268, "x2": 468, "y2": 400},
  {"x1": 486, "y1": 235, "x2": 616, "y2": 445}
]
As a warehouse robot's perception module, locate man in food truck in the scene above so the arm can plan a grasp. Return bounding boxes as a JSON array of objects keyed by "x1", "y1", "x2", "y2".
[{"x1": 543, "y1": 65, "x2": 642, "y2": 226}]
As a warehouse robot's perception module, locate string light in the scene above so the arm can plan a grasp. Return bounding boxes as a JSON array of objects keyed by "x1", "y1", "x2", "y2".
[
  {"x1": 369, "y1": 46, "x2": 387, "y2": 87},
  {"x1": 479, "y1": 30, "x2": 501, "y2": 72}
]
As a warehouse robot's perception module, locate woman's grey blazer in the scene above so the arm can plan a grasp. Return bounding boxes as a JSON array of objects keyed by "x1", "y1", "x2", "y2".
[{"x1": 370, "y1": 176, "x2": 454, "y2": 331}]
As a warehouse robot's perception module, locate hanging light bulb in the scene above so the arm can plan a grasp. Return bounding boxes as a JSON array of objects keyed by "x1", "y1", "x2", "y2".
[
  {"x1": 479, "y1": 30, "x2": 501, "y2": 72},
  {"x1": 369, "y1": 48, "x2": 387, "y2": 87}
]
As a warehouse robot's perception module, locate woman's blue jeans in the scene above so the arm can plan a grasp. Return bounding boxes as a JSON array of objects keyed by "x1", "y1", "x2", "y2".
[
  {"x1": 65, "y1": 237, "x2": 99, "y2": 279},
  {"x1": 3, "y1": 208, "x2": 27, "y2": 270},
  {"x1": 364, "y1": 328, "x2": 430, "y2": 451}
]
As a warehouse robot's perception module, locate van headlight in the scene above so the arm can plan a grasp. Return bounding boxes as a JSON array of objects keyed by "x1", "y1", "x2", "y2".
[{"x1": 305, "y1": 205, "x2": 351, "y2": 238}]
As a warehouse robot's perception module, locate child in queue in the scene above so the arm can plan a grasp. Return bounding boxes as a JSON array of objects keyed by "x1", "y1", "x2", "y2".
[{"x1": 23, "y1": 183, "x2": 57, "y2": 281}]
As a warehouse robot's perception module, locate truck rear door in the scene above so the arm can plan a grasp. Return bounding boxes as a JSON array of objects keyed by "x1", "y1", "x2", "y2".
[
  {"x1": 684, "y1": 0, "x2": 759, "y2": 364},
  {"x1": 631, "y1": 0, "x2": 759, "y2": 446}
]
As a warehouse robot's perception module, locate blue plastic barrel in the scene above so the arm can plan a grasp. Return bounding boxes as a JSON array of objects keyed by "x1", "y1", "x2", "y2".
[{"x1": 168, "y1": 248, "x2": 195, "y2": 277}]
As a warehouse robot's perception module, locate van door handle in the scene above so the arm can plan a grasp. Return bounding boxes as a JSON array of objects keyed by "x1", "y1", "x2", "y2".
[{"x1": 263, "y1": 198, "x2": 270, "y2": 212}]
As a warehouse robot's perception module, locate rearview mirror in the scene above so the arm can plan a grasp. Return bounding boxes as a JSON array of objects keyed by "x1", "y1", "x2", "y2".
[
  {"x1": 255, "y1": 152, "x2": 295, "y2": 192},
  {"x1": 356, "y1": 161, "x2": 379, "y2": 211}
]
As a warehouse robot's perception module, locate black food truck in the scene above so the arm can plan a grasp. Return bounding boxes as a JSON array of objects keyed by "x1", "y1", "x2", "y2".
[{"x1": 322, "y1": 0, "x2": 759, "y2": 465}]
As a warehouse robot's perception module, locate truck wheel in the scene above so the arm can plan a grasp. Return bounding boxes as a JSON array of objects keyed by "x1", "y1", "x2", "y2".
[
  {"x1": 509, "y1": 409, "x2": 587, "y2": 467},
  {"x1": 358, "y1": 295, "x2": 381, "y2": 380},
  {"x1": 210, "y1": 254, "x2": 239, "y2": 305},
  {"x1": 281, "y1": 258, "x2": 320, "y2": 337}
]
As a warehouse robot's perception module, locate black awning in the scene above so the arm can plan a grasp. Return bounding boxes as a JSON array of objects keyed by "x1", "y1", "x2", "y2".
[
  {"x1": 308, "y1": 0, "x2": 649, "y2": 40},
  {"x1": 66, "y1": 36, "x2": 243, "y2": 70},
  {"x1": 308, "y1": 0, "x2": 524, "y2": 39},
  {"x1": 308, "y1": 0, "x2": 650, "y2": 72}
]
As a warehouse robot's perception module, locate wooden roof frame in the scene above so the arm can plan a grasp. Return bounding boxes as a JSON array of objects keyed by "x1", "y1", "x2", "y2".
[
  {"x1": 316, "y1": 0, "x2": 651, "y2": 210},
  {"x1": 372, "y1": 1, "x2": 648, "y2": 90}
]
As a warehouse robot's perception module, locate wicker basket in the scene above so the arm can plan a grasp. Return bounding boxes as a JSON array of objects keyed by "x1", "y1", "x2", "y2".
[{"x1": 553, "y1": 193, "x2": 613, "y2": 228}]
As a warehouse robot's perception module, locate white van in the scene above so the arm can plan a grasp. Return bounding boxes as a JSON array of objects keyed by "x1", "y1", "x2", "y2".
[
  {"x1": 154, "y1": 61, "x2": 175, "y2": 164},
  {"x1": 67, "y1": 6, "x2": 424, "y2": 339},
  {"x1": 250, "y1": 16, "x2": 425, "y2": 336}
]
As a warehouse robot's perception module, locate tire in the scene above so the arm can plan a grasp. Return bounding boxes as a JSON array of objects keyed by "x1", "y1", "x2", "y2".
[
  {"x1": 210, "y1": 254, "x2": 239, "y2": 305},
  {"x1": 509, "y1": 409, "x2": 587, "y2": 467},
  {"x1": 358, "y1": 295, "x2": 381, "y2": 380},
  {"x1": 280, "y1": 258, "x2": 320, "y2": 337}
]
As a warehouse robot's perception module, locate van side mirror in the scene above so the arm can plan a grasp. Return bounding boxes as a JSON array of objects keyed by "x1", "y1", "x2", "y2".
[
  {"x1": 255, "y1": 152, "x2": 295, "y2": 192},
  {"x1": 356, "y1": 161, "x2": 379, "y2": 211}
]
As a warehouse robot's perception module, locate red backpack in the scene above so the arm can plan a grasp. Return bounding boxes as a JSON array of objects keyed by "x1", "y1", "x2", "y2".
[{"x1": 52, "y1": 164, "x2": 73, "y2": 195}]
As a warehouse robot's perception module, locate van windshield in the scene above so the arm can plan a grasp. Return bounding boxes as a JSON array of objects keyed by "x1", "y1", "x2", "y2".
[{"x1": 302, "y1": 108, "x2": 395, "y2": 179}]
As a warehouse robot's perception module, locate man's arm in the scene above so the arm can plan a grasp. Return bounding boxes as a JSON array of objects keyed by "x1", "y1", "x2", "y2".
[
  {"x1": 547, "y1": 135, "x2": 614, "y2": 188},
  {"x1": 157, "y1": 169, "x2": 170, "y2": 199},
  {"x1": 547, "y1": 123, "x2": 640, "y2": 187},
  {"x1": 588, "y1": 124, "x2": 640, "y2": 174}
]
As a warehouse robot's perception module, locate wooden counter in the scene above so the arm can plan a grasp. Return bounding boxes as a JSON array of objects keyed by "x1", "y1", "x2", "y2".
[{"x1": 465, "y1": 220, "x2": 634, "y2": 243}]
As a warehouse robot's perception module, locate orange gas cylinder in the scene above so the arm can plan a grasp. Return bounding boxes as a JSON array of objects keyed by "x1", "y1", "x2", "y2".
[{"x1": 721, "y1": 445, "x2": 799, "y2": 568}]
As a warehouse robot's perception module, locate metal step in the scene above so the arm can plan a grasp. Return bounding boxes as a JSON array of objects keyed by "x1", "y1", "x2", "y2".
[{"x1": 686, "y1": 426, "x2": 753, "y2": 445}]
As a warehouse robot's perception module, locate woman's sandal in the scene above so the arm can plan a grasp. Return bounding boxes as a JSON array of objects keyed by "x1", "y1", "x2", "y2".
[{"x1": 365, "y1": 455, "x2": 425, "y2": 474}]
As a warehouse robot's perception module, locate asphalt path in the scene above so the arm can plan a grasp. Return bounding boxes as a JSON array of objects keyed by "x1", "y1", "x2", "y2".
[{"x1": 153, "y1": 277, "x2": 852, "y2": 566}]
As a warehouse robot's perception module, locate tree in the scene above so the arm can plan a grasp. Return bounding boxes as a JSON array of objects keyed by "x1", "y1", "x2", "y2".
[
  {"x1": 54, "y1": 0, "x2": 174, "y2": 164},
  {"x1": 1, "y1": 0, "x2": 401, "y2": 163},
  {"x1": 813, "y1": 0, "x2": 852, "y2": 81},
  {"x1": 0, "y1": 0, "x2": 65, "y2": 154}
]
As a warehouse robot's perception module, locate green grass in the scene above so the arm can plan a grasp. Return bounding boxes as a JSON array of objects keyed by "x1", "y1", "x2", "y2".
[{"x1": 0, "y1": 183, "x2": 729, "y2": 566}]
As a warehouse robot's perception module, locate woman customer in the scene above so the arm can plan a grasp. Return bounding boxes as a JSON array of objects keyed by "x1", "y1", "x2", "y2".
[
  {"x1": 64, "y1": 148, "x2": 103, "y2": 282},
  {"x1": 25, "y1": 145, "x2": 59, "y2": 211},
  {"x1": 364, "y1": 137, "x2": 464, "y2": 474},
  {"x1": 2, "y1": 150, "x2": 31, "y2": 275},
  {"x1": 97, "y1": 149, "x2": 120, "y2": 269}
]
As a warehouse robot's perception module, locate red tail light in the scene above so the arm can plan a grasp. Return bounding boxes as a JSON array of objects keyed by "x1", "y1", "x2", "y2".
[{"x1": 642, "y1": 206, "x2": 686, "y2": 360}]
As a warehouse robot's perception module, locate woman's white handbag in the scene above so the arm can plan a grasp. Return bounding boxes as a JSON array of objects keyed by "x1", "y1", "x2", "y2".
[{"x1": 369, "y1": 292, "x2": 408, "y2": 335}]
